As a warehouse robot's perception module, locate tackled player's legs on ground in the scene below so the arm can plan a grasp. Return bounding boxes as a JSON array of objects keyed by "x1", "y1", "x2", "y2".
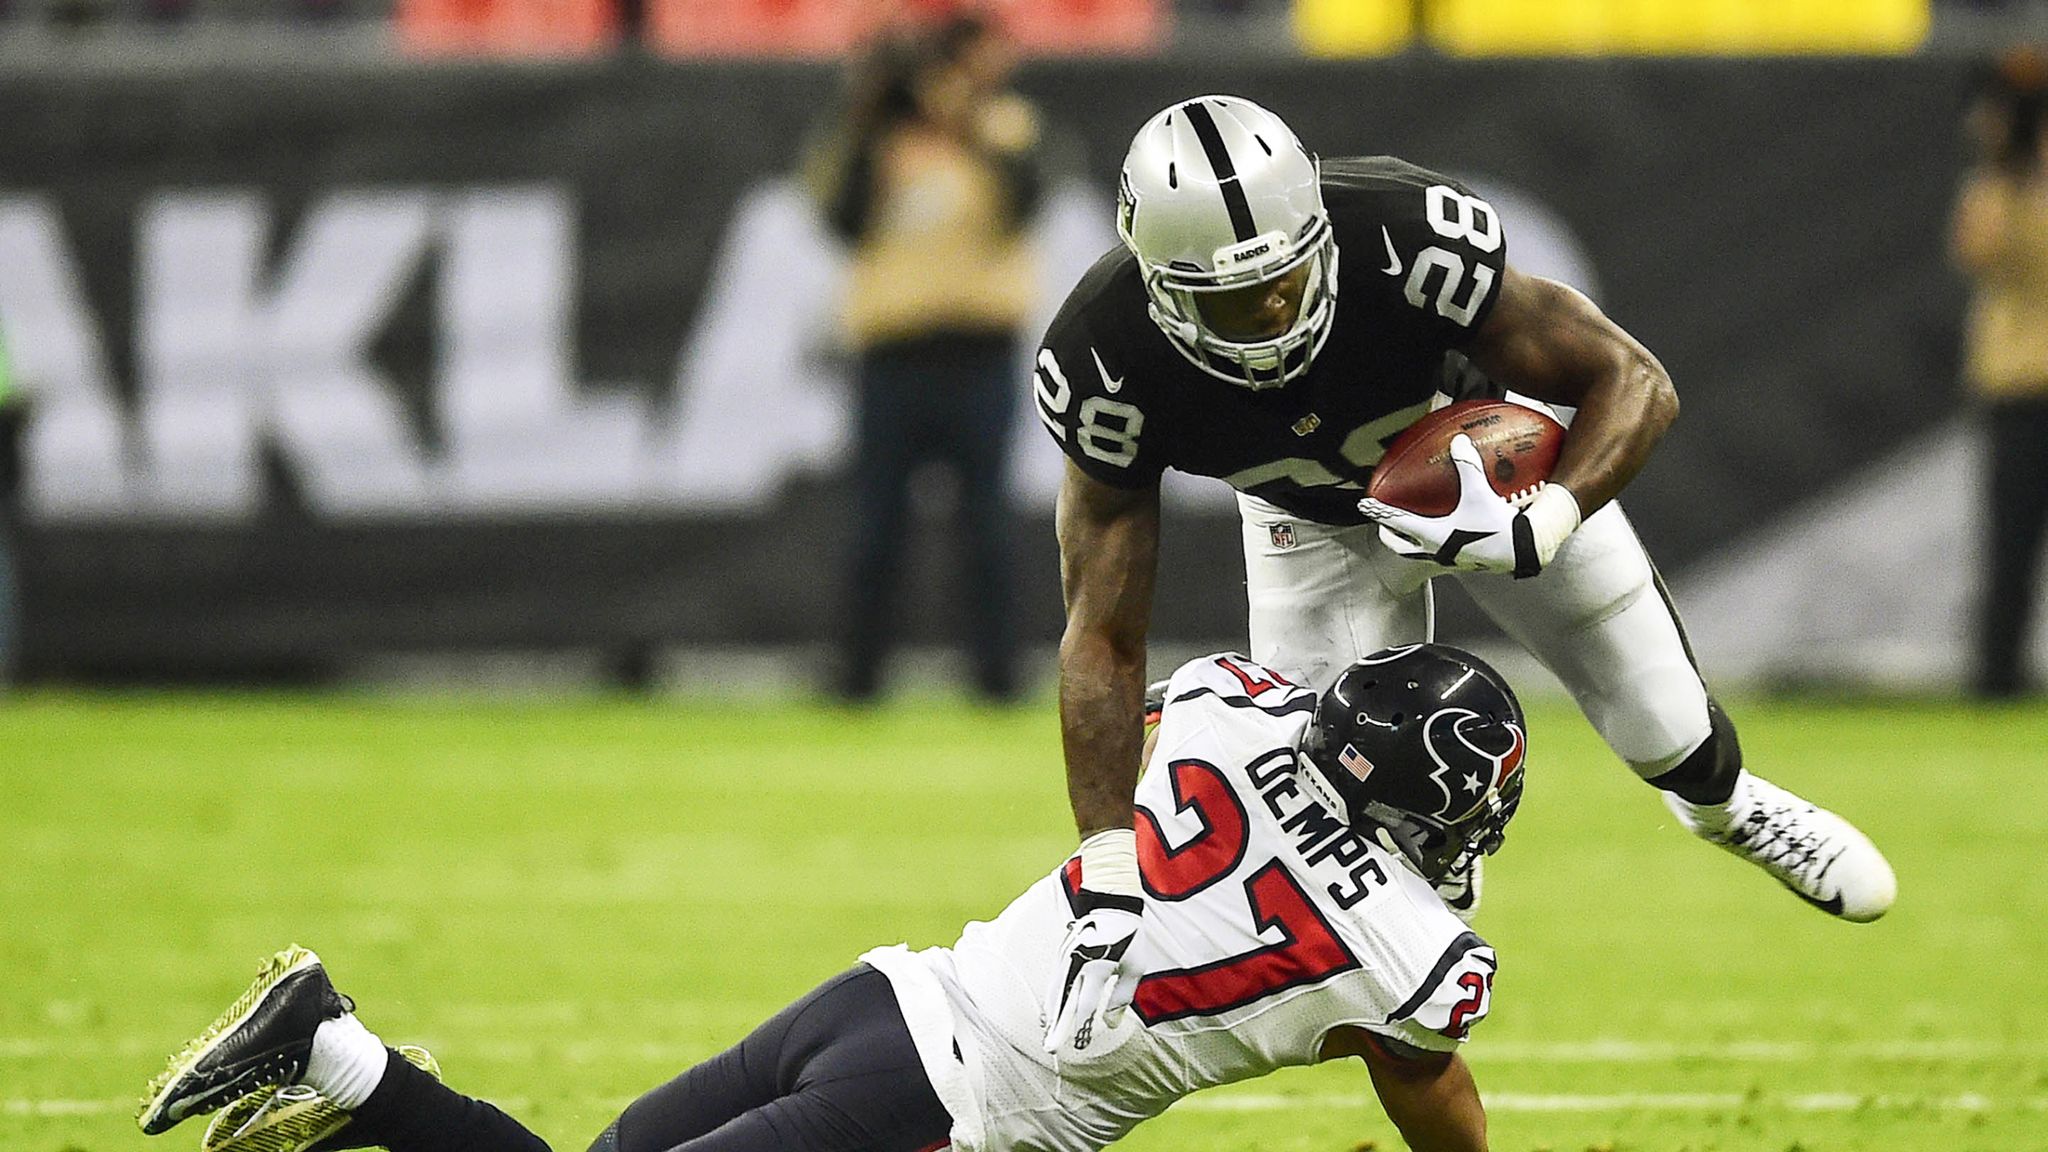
[
  {"x1": 330, "y1": 967, "x2": 945, "y2": 1152},
  {"x1": 598, "y1": 966, "x2": 950, "y2": 1152},
  {"x1": 333, "y1": 1048, "x2": 553, "y2": 1152}
]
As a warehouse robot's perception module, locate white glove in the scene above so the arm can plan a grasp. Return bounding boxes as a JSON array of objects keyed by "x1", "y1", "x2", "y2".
[
  {"x1": 1359, "y1": 433, "x2": 1581, "y2": 579},
  {"x1": 1043, "y1": 830, "x2": 1145, "y2": 1054}
]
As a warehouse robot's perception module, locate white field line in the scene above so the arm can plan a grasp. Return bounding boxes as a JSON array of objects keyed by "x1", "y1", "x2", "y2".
[
  {"x1": 12, "y1": 1037, "x2": 2040, "y2": 1121},
  {"x1": 8, "y1": 1035, "x2": 2040, "y2": 1063},
  {"x1": 8, "y1": 1092, "x2": 2043, "y2": 1119},
  {"x1": 1475, "y1": 1038, "x2": 2044, "y2": 1062},
  {"x1": 1178, "y1": 1091, "x2": 2031, "y2": 1115}
]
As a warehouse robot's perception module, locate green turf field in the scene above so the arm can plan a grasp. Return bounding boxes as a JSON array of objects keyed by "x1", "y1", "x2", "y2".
[{"x1": 5, "y1": 690, "x2": 2046, "y2": 1152}]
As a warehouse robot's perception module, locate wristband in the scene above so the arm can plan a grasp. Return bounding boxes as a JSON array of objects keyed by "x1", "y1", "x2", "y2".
[
  {"x1": 1078, "y1": 828, "x2": 1141, "y2": 897},
  {"x1": 1522, "y1": 484, "x2": 1582, "y2": 567}
]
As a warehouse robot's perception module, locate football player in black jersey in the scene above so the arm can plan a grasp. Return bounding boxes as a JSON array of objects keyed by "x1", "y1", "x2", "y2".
[{"x1": 1036, "y1": 95, "x2": 1898, "y2": 1052}]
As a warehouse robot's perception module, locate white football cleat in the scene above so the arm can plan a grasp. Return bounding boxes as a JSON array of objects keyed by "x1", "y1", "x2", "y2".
[{"x1": 1666, "y1": 773, "x2": 1895, "y2": 922}]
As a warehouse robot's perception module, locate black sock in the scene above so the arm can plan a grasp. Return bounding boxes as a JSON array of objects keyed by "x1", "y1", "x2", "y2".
[
  {"x1": 344, "y1": 1047, "x2": 554, "y2": 1152},
  {"x1": 1645, "y1": 699, "x2": 1742, "y2": 807}
]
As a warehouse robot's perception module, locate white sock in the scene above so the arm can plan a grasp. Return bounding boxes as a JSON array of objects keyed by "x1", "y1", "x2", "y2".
[{"x1": 304, "y1": 1013, "x2": 388, "y2": 1110}]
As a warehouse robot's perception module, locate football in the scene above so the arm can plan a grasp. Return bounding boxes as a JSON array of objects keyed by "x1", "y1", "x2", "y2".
[{"x1": 1365, "y1": 400, "x2": 1566, "y2": 517}]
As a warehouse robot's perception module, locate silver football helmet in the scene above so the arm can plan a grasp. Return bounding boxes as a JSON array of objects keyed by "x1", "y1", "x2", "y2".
[{"x1": 1117, "y1": 96, "x2": 1338, "y2": 390}]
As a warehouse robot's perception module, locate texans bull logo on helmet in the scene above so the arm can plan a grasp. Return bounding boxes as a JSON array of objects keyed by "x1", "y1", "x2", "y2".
[{"x1": 1420, "y1": 708, "x2": 1526, "y2": 823}]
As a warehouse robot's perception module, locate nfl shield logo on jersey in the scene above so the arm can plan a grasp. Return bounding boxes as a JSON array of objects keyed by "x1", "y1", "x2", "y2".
[{"x1": 1269, "y1": 523, "x2": 1297, "y2": 550}]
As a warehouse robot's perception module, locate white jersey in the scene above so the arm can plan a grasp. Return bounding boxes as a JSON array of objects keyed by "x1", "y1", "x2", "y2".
[{"x1": 862, "y1": 654, "x2": 1496, "y2": 1152}]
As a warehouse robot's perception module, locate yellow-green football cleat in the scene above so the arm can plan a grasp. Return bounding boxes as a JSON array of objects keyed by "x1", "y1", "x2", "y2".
[
  {"x1": 138, "y1": 946, "x2": 354, "y2": 1136},
  {"x1": 200, "y1": 1045, "x2": 440, "y2": 1152}
]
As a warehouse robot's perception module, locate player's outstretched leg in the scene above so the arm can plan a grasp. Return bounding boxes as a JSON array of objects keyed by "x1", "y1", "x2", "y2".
[
  {"x1": 1666, "y1": 773, "x2": 1896, "y2": 922},
  {"x1": 1653, "y1": 704, "x2": 1896, "y2": 922},
  {"x1": 139, "y1": 945, "x2": 353, "y2": 1134},
  {"x1": 141, "y1": 946, "x2": 552, "y2": 1152}
]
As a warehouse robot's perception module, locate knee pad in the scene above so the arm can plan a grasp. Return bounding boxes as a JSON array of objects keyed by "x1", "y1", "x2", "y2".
[
  {"x1": 585, "y1": 1121, "x2": 622, "y2": 1152},
  {"x1": 1646, "y1": 697, "x2": 1742, "y2": 806}
]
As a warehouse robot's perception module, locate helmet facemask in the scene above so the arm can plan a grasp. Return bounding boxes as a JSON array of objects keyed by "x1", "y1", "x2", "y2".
[
  {"x1": 1356, "y1": 770, "x2": 1524, "y2": 882},
  {"x1": 1298, "y1": 734, "x2": 1523, "y2": 883},
  {"x1": 1295, "y1": 643, "x2": 1529, "y2": 883},
  {"x1": 1114, "y1": 97, "x2": 1340, "y2": 392},
  {"x1": 1121, "y1": 203, "x2": 1338, "y2": 391}
]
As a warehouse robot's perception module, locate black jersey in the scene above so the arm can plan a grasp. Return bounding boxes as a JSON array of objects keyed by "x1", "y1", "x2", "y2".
[{"x1": 1034, "y1": 156, "x2": 1509, "y2": 526}]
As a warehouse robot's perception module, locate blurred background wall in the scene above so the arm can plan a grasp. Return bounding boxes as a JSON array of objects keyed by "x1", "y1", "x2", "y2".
[{"x1": 0, "y1": 0, "x2": 2041, "y2": 692}]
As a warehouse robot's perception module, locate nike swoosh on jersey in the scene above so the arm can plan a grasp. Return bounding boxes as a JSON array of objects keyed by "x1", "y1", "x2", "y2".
[
  {"x1": 1092, "y1": 347, "x2": 1124, "y2": 394},
  {"x1": 1380, "y1": 226, "x2": 1403, "y2": 276}
]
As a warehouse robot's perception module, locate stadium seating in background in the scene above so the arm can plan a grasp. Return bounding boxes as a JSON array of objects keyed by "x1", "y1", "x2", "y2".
[
  {"x1": 1291, "y1": 0, "x2": 1409, "y2": 56},
  {"x1": 398, "y1": 0, "x2": 616, "y2": 54},
  {"x1": 1425, "y1": 0, "x2": 1930, "y2": 55},
  {"x1": 999, "y1": 0, "x2": 1160, "y2": 53},
  {"x1": 644, "y1": 0, "x2": 865, "y2": 56},
  {"x1": 646, "y1": 0, "x2": 1161, "y2": 57}
]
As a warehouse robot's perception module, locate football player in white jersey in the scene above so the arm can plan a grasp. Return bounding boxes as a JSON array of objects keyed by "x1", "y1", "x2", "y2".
[
  {"x1": 139, "y1": 645, "x2": 1522, "y2": 1152},
  {"x1": 1037, "y1": 96, "x2": 1895, "y2": 1036}
]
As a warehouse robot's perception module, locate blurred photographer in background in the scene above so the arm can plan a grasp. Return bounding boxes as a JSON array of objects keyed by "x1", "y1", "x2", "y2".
[
  {"x1": 807, "y1": 9, "x2": 1045, "y2": 704},
  {"x1": 1952, "y1": 44, "x2": 2048, "y2": 700}
]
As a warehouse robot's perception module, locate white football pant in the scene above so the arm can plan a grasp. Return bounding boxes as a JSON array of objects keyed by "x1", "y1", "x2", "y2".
[{"x1": 1236, "y1": 492, "x2": 1710, "y2": 777}]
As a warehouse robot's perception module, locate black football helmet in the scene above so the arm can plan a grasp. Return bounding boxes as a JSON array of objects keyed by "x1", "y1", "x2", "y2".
[{"x1": 1298, "y1": 644, "x2": 1527, "y2": 881}]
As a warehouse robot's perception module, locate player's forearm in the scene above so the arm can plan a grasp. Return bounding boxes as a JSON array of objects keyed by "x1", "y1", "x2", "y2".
[
  {"x1": 1548, "y1": 341, "x2": 1675, "y2": 516},
  {"x1": 1367, "y1": 1051, "x2": 1489, "y2": 1152},
  {"x1": 1057, "y1": 625, "x2": 1145, "y2": 837},
  {"x1": 1053, "y1": 466, "x2": 1160, "y2": 839},
  {"x1": 1471, "y1": 271, "x2": 1674, "y2": 517}
]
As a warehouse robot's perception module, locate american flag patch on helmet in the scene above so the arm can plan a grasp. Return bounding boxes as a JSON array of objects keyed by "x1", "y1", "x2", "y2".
[{"x1": 1338, "y1": 743, "x2": 1375, "y2": 782}]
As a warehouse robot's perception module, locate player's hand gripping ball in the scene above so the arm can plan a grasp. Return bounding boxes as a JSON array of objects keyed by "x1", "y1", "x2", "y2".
[
  {"x1": 1361, "y1": 401, "x2": 1574, "y2": 578},
  {"x1": 1363, "y1": 400, "x2": 1564, "y2": 516}
]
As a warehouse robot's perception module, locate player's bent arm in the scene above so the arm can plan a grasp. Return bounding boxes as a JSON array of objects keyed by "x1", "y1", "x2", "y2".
[
  {"x1": 1056, "y1": 459, "x2": 1162, "y2": 837},
  {"x1": 1321, "y1": 1027, "x2": 1489, "y2": 1152},
  {"x1": 1464, "y1": 265, "x2": 1677, "y2": 517}
]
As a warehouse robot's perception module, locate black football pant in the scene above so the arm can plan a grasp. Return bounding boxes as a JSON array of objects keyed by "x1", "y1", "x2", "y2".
[
  {"x1": 341, "y1": 965, "x2": 952, "y2": 1152},
  {"x1": 1976, "y1": 395, "x2": 2048, "y2": 697},
  {"x1": 839, "y1": 332, "x2": 1020, "y2": 701}
]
